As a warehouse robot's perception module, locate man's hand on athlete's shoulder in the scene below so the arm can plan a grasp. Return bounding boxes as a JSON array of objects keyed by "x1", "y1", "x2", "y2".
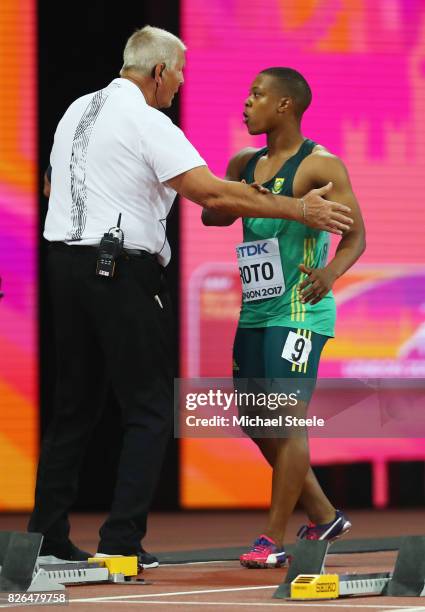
[
  {"x1": 200, "y1": 146, "x2": 353, "y2": 231},
  {"x1": 229, "y1": 147, "x2": 355, "y2": 234},
  {"x1": 172, "y1": 144, "x2": 353, "y2": 231},
  {"x1": 294, "y1": 149, "x2": 355, "y2": 233},
  {"x1": 298, "y1": 181, "x2": 352, "y2": 234}
]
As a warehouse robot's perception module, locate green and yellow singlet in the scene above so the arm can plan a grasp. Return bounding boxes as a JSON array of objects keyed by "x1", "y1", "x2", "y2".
[{"x1": 237, "y1": 138, "x2": 335, "y2": 337}]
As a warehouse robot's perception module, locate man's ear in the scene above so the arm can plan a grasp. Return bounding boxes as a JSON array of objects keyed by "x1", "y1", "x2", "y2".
[
  {"x1": 277, "y1": 96, "x2": 291, "y2": 113},
  {"x1": 152, "y1": 63, "x2": 166, "y2": 83}
]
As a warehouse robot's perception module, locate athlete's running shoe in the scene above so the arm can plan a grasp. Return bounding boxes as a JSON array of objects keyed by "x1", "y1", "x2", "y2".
[
  {"x1": 239, "y1": 534, "x2": 288, "y2": 569},
  {"x1": 297, "y1": 509, "x2": 351, "y2": 541}
]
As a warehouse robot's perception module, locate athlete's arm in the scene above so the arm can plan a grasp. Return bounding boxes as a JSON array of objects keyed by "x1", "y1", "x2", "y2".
[
  {"x1": 298, "y1": 154, "x2": 366, "y2": 305},
  {"x1": 168, "y1": 162, "x2": 353, "y2": 234}
]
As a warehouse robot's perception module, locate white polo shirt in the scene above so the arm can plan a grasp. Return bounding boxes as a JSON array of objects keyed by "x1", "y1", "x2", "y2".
[{"x1": 44, "y1": 78, "x2": 206, "y2": 265}]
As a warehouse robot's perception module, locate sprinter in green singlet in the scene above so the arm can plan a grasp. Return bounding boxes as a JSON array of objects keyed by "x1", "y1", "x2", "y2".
[{"x1": 202, "y1": 67, "x2": 366, "y2": 568}]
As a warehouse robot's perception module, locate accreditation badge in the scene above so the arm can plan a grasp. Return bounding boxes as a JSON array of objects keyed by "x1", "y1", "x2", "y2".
[{"x1": 236, "y1": 237, "x2": 285, "y2": 302}]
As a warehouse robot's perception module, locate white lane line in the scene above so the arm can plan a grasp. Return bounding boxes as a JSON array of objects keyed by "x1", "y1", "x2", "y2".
[
  {"x1": 68, "y1": 600, "x2": 425, "y2": 609},
  {"x1": 70, "y1": 585, "x2": 278, "y2": 603},
  {"x1": 382, "y1": 608, "x2": 425, "y2": 612},
  {"x1": 68, "y1": 584, "x2": 425, "y2": 609},
  {"x1": 160, "y1": 560, "x2": 236, "y2": 567}
]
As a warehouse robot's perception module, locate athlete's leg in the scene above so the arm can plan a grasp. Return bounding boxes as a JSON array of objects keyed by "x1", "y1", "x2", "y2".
[
  {"x1": 255, "y1": 442, "x2": 335, "y2": 524},
  {"x1": 233, "y1": 327, "x2": 265, "y2": 379},
  {"x1": 254, "y1": 446, "x2": 335, "y2": 524},
  {"x1": 254, "y1": 438, "x2": 278, "y2": 465},
  {"x1": 263, "y1": 400, "x2": 310, "y2": 545},
  {"x1": 260, "y1": 327, "x2": 334, "y2": 545},
  {"x1": 233, "y1": 328, "x2": 284, "y2": 466},
  {"x1": 298, "y1": 467, "x2": 336, "y2": 524},
  {"x1": 234, "y1": 326, "x2": 335, "y2": 546}
]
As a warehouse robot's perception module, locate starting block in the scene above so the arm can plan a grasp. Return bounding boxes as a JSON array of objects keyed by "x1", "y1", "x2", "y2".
[
  {"x1": 0, "y1": 531, "x2": 148, "y2": 592},
  {"x1": 274, "y1": 535, "x2": 425, "y2": 601},
  {"x1": 291, "y1": 573, "x2": 340, "y2": 599},
  {"x1": 273, "y1": 540, "x2": 329, "y2": 599},
  {"x1": 290, "y1": 571, "x2": 392, "y2": 600},
  {"x1": 87, "y1": 555, "x2": 138, "y2": 581}
]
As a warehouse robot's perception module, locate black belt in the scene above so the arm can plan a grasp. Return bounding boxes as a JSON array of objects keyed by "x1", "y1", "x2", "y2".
[{"x1": 48, "y1": 241, "x2": 156, "y2": 259}]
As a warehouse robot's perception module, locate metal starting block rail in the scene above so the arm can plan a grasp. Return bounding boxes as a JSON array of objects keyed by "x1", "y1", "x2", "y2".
[
  {"x1": 36, "y1": 555, "x2": 143, "y2": 588},
  {"x1": 0, "y1": 531, "x2": 147, "y2": 592},
  {"x1": 290, "y1": 571, "x2": 393, "y2": 600},
  {"x1": 273, "y1": 536, "x2": 425, "y2": 601}
]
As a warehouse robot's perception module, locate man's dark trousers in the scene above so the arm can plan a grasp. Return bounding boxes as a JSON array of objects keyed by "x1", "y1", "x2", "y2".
[{"x1": 28, "y1": 243, "x2": 174, "y2": 554}]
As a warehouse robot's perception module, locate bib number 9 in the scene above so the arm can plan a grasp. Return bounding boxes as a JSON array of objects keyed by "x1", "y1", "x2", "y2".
[
  {"x1": 282, "y1": 331, "x2": 312, "y2": 365},
  {"x1": 292, "y1": 337, "x2": 306, "y2": 362}
]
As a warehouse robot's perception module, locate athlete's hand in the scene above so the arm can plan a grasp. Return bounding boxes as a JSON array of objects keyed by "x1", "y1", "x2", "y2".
[
  {"x1": 301, "y1": 182, "x2": 353, "y2": 235},
  {"x1": 297, "y1": 264, "x2": 337, "y2": 305},
  {"x1": 241, "y1": 179, "x2": 270, "y2": 195}
]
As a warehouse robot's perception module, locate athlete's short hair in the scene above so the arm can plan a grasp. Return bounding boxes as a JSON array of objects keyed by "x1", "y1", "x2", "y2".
[
  {"x1": 120, "y1": 25, "x2": 186, "y2": 77},
  {"x1": 260, "y1": 67, "x2": 312, "y2": 119}
]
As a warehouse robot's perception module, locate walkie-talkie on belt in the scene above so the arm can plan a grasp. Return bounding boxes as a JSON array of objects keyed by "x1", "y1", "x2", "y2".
[{"x1": 96, "y1": 214, "x2": 124, "y2": 278}]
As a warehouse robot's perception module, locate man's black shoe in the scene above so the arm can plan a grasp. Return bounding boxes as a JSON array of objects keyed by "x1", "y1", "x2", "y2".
[
  {"x1": 39, "y1": 540, "x2": 93, "y2": 561},
  {"x1": 138, "y1": 548, "x2": 159, "y2": 569},
  {"x1": 96, "y1": 547, "x2": 159, "y2": 569}
]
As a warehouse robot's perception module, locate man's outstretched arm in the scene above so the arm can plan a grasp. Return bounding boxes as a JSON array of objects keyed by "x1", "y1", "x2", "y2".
[
  {"x1": 168, "y1": 164, "x2": 353, "y2": 235},
  {"x1": 200, "y1": 148, "x2": 252, "y2": 227}
]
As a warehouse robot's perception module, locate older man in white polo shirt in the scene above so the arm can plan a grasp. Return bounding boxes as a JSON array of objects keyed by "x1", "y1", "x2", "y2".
[{"x1": 29, "y1": 26, "x2": 352, "y2": 568}]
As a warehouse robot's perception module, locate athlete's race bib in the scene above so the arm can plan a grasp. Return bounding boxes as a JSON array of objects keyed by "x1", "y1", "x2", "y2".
[
  {"x1": 236, "y1": 238, "x2": 285, "y2": 302},
  {"x1": 281, "y1": 331, "x2": 312, "y2": 365}
]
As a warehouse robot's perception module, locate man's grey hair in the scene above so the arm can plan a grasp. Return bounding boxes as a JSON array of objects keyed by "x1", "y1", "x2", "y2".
[{"x1": 120, "y1": 25, "x2": 186, "y2": 76}]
